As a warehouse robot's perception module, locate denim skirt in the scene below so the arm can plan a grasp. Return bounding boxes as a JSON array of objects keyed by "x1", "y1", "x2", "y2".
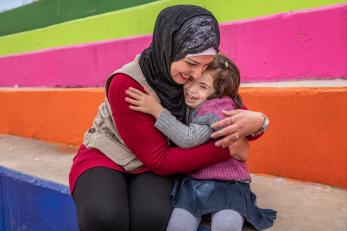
[{"x1": 171, "y1": 176, "x2": 277, "y2": 231}]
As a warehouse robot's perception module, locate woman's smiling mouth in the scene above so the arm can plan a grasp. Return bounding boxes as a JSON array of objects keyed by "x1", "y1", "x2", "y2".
[{"x1": 180, "y1": 73, "x2": 190, "y2": 81}]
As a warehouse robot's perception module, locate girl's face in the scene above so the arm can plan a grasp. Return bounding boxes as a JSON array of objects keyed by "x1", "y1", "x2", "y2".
[
  {"x1": 170, "y1": 55, "x2": 214, "y2": 85},
  {"x1": 183, "y1": 71, "x2": 215, "y2": 108}
]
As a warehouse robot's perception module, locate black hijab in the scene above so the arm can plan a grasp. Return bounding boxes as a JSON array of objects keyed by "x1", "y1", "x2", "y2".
[{"x1": 139, "y1": 5, "x2": 220, "y2": 122}]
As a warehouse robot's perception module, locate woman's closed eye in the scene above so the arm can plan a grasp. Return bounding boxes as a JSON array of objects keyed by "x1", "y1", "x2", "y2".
[{"x1": 186, "y1": 61, "x2": 197, "y2": 67}]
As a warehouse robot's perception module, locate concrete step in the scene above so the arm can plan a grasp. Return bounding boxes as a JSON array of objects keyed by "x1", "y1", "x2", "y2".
[{"x1": 0, "y1": 134, "x2": 346, "y2": 231}]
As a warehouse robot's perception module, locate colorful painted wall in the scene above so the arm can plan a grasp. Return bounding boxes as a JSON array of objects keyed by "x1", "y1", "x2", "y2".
[{"x1": 0, "y1": 0, "x2": 346, "y2": 189}]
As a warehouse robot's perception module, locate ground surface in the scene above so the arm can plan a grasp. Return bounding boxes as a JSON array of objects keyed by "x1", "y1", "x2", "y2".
[{"x1": 0, "y1": 134, "x2": 346, "y2": 231}]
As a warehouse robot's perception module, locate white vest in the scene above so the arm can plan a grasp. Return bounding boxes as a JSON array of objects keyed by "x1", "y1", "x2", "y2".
[{"x1": 83, "y1": 55, "x2": 160, "y2": 171}]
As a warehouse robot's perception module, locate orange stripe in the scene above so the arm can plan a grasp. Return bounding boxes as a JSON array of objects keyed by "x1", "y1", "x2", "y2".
[
  {"x1": 0, "y1": 88, "x2": 104, "y2": 146},
  {"x1": 241, "y1": 87, "x2": 347, "y2": 189},
  {"x1": 1, "y1": 87, "x2": 346, "y2": 188}
]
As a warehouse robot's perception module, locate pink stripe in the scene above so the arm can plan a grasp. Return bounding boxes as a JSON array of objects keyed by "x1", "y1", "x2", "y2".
[
  {"x1": 0, "y1": 36, "x2": 151, "y2": 87},
  {"x1": 0, "y1": 4, "x2": 345, "y2": 87},
  {"x1": 220, "y1": 4, "x2": 347, "y2": 82}
]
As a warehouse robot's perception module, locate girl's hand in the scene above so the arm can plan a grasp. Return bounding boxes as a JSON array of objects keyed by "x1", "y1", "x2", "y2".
[
  {"x1": 211, "y1": 109, "x2": 265, "y2": 147},
  {"x1": 228, "y1": 138, "x2": 249, "y2": 161},
  {"x1": 125, "y1": 86, "x2": 164, "y2": 118}
]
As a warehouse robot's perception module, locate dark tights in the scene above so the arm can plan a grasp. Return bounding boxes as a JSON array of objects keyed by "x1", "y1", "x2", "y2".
[{"x1": 72, "y1": 167, "x2": 175, "y2": 231}]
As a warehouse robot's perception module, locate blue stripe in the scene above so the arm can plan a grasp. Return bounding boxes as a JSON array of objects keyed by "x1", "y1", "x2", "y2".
[
  {"x1": 0, "y1": 165, "x2": 69, "y2": 194},
  {"x1": 0, "y1": 165, "x2": 212, "y2": 230},
  {"x1": 0, "y1": 165, "x2": 78, "y2": 231}
]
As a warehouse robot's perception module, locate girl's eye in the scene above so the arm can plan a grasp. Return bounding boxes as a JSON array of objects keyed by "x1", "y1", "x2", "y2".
[
  {"x1": 200, "y1": 85, "x2": 207, "y2": 90},
  {"x1": 188, "y1": 77, "x2": 194, "y2": 82}
]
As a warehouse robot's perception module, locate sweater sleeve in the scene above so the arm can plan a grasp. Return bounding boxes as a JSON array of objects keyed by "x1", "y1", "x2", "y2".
[
  {"x1": 154, "y1": 109, "x2": 212, "y2": 148},
  {"x1": 108, "y1": 74, "x2": 230, "y2": 175}
]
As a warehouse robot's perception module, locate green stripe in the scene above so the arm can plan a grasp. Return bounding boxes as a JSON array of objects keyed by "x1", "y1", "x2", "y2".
[
  {"x1": 0, "y1": 0, "x2": 345, "y2": 56},
  {"x1": 0, "y1": 0, "x2": 158, "y2": 36}
]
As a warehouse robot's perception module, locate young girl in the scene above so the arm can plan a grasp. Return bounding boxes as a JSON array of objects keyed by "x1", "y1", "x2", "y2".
[{"x1": 125, "y1": 54, "x2": 276, "y2": 231}]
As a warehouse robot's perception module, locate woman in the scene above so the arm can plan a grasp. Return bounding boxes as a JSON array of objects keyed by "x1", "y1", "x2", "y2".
[{"x1": 69, "y1": 5, "x2": 268, "y2": 231}]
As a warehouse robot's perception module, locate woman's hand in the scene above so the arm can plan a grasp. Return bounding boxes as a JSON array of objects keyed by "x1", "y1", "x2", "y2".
[
  {"x1": 125, "y1": 86, "x2": 164, "y2": 118},
  {"x1": 228, "y1": 138, "x2": 249, "y2": 161},
  {"x1": 211, "y1": 109, "x2": 265, "y2": 147}
]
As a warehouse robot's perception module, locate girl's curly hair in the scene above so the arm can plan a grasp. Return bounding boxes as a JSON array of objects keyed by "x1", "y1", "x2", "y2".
[{"x1": 206, "y1": 54, "x2": 244, "y2": 109}]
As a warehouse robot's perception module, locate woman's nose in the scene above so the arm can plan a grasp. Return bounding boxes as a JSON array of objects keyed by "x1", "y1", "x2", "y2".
[{"x1": 191, "y1": 66, "x2": 204, "y2": 80}]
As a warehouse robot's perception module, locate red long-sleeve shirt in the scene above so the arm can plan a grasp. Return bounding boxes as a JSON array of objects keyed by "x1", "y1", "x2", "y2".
[{"x1": 69, "y1": 73, "x2": 229, "y2": 192}]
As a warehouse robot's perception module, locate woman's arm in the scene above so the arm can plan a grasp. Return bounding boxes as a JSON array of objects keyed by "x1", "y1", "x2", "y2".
[
  {"x1": 109, "y1": 74, "x2": 230, "y2": 175},
  {"x1": 228, "y1": 138, "x2": 249, "y2": 161},
  {"x1": 125, "y1": 87, "x2": 251, "y2": 158},
  {"x1": 211, "y1": 109, "x2": 268, "y2": 147}
]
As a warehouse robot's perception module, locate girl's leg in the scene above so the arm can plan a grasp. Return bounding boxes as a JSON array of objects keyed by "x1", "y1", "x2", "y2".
[
  {"x1": 128, "y1": 172, "x2": 175, "y2": 231},
  {"x1": 166, "y1": 208, "x2": 202, "y2": 231},
  {"x1": 72, "y1": 167, "x2": 129, "y2": 231},
  {"x1": 211, "y1": 209, "x2": 244, "y2": 231}
]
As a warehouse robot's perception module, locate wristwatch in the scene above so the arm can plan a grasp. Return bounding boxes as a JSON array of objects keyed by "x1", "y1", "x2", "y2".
[{"x1": 250, "y1": 113, "x2": 269, "y2": 138}]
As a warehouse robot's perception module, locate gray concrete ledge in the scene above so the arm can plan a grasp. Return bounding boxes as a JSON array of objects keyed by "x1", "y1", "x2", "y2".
[
  {"x1": 0, "y1": 79, "x2": 346, "y2": 91},
  {"x1": 0, "y1": 134, "x2": 76, "y2": 185},
  {"x1": 0, "y1": 134, "x2": 346, "y2": 230}
]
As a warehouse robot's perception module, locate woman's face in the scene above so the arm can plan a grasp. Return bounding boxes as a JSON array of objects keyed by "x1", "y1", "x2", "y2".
[{"x1": 170, "y1": 55, "x2": 214, "y2": 85}]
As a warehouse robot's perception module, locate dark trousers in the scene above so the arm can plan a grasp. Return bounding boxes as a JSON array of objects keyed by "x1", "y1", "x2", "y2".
[{"x1": 72, "y1": 167, "x2": 175, "y2": 231}]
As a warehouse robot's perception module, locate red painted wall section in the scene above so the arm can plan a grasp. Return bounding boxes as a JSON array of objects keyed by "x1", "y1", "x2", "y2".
[{"x1": 0, "y1": 87, "x2": 346, "y2": 188}]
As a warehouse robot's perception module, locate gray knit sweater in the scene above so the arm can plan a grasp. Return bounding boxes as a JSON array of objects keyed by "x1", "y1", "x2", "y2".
[{"x1": 155, "y1": 96, "x2": 251, "y2": 181}]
